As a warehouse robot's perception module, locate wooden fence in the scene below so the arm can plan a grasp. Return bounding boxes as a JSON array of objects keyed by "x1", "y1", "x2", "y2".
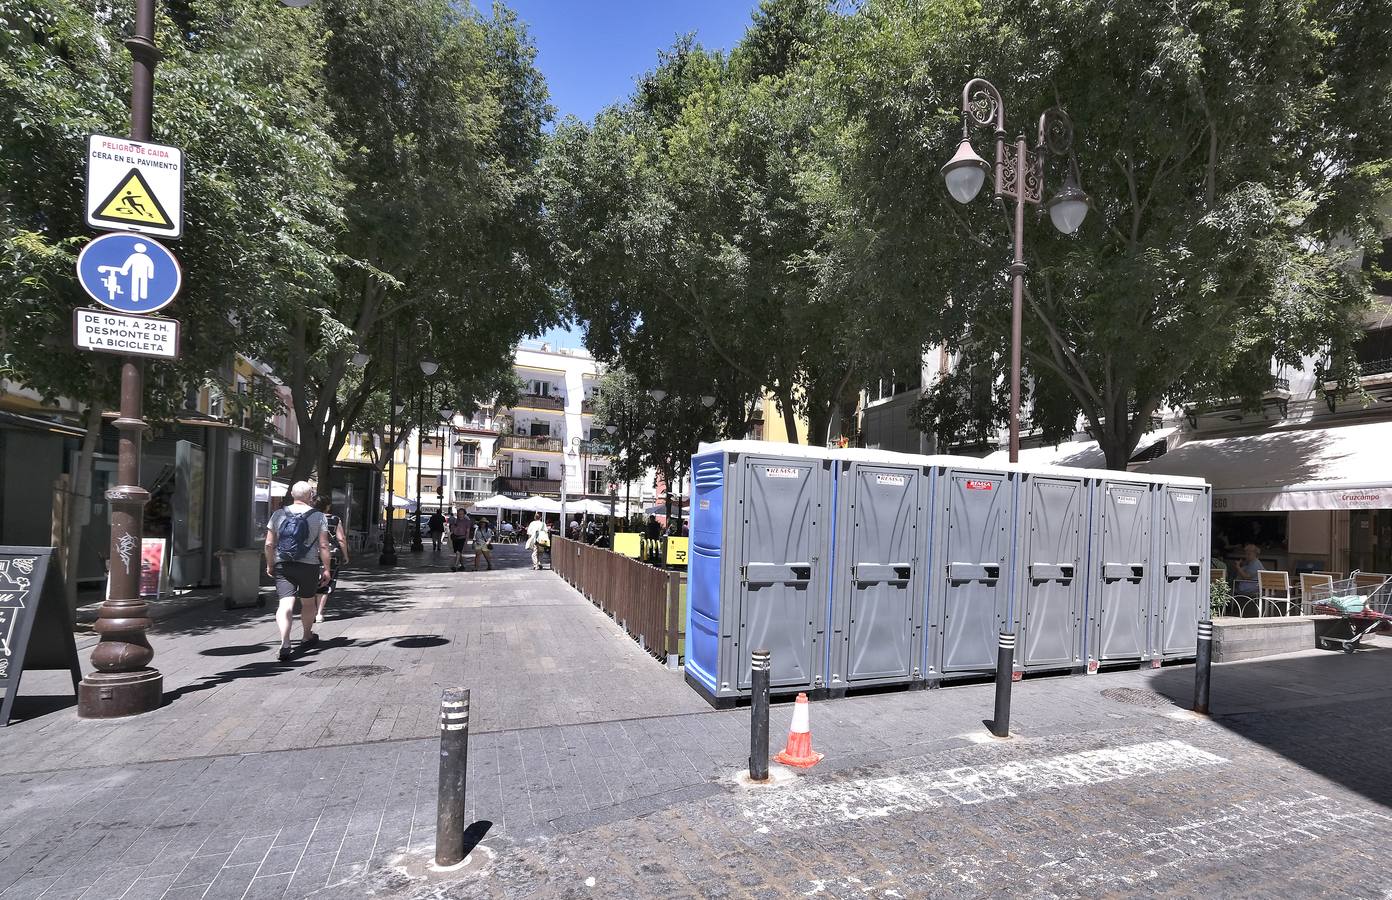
[{"x1": 551, "y1": 536, "x2": 684, "y2": 667}]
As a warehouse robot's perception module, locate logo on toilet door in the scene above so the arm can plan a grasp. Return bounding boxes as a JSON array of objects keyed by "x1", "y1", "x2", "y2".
[
  {"x1": 876, "y1": 474, "x2": 907, "y2": 486},
  {"x1": 764, "y1": 466, "x2": 800, "y2": 479},
  {"x1": 964, "y1": 480, "x2": 994, "y2": 491}
]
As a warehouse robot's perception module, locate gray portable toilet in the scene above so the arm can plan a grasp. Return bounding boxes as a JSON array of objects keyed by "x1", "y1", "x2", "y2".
[
  {"x1": 1014, "y1": 468, "x2": 1091, "y2": 673},
  {"x1": 685, "y1": 441, "x2": 834, "y2": 706},
  {"x1": 1151, "y1": 478, "x2": 1211, "y2": 660},
  {"x1": 826, "y1": 451, "x2": 929, "y2": 693},
  {"x1": 925, "y1": 462, "x2": 1016, "y2": 681},
  {"x1": 1086, "y1": 477, "x2": 1156, "y2": 668}
]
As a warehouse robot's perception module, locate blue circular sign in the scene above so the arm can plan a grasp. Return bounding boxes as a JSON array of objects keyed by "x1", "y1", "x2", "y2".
[{"x1": 76, "y1": 232, "x2": 182, "y2": 313}]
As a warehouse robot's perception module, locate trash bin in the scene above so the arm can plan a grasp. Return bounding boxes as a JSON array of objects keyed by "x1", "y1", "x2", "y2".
[{"x1": 216, "y1": 548, "x2": 266, "y2": 610}]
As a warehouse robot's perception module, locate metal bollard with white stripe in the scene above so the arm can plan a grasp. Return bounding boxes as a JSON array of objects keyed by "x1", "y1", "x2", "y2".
[
  {"x1": 435, "y1": 688, "x2": 470, "y2": 867},
  {"x1": 749, "y1": 649, "x2": 771, "y2": 781},
  {"x1": 990, "y1": 631, "x2": 1016, "y2": 738},
  {"x1": 1193, "y1": 621, "x2": 1213, "y2": 715}
]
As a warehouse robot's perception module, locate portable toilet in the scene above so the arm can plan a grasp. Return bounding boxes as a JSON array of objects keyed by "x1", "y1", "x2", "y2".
[
  {"x1": 925, "y1": 460, "x2": 1017, "y2": 681},
  {"x1": 1086, "y1": 476, "x2": 1156, "y2": 669},
  {"x1": 1013, "y1": 467, "x2": 1092, "y2": 673},
  {"x1": 685, "y1": 441, "x2": 834, "y2": 706},
  {"x1": 1151, "y1": 477, "x2": 1211, "y2": 660},
  {"x1": 825, "y1": 451, "x2": 930, "y2": 694}
]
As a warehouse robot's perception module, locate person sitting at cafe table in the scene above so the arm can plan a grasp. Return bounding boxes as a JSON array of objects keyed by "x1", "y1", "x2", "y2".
[{"x1": 1232, "y1": 543, "x2": 1265, "y2": 598}]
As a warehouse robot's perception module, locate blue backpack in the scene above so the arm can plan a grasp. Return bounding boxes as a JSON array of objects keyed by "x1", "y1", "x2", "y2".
[{"x1": 275, "y1": 510, "x2": 312, "y2": 561}]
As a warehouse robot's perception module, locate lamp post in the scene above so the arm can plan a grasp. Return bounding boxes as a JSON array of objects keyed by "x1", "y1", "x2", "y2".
[
  {"x1": 437, "y1": 403, "x2": 452, "y2": 522},
  {"x1": 605, "y1": 421, "x2": 623, "y2": 532},
  {"x1": 380, "y1": 330, "x2": 402, "y2": 566},
  {"x1": 942, "y1": 78, "x2": 1089, "y2": 463},
  {"x1": 410, "y1": 358, "x2": 439, "y2": 552}
]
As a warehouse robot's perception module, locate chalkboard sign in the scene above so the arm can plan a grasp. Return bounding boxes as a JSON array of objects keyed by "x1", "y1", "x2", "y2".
[{"x1": 0, "y1": 547, "x2": 83, "y2": 726}]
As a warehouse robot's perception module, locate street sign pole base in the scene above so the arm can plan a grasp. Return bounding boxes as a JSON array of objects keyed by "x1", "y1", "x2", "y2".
[{"x1": 77, "y1": 669, "x2": 164, "y2": 718}]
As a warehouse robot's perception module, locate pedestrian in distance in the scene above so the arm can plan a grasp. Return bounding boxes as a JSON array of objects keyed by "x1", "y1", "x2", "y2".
[
  {"x1": 264, "y1": 481, "x2": 332, "y2": 661},
  {"x1": 568, "y1": 518, "x2": 580, "y2": 540},
  {"x1": 526, "y1": 512, "x2": 549, "y2": 570},
  {"x1": 313, "y1": 496, "x2": 349, "y2": 623},
  {"x1": 449, "y1": 508, "x2": 473, "y2": 572},
  {"x1": 428, "y1": 508, "x2": 446, "y2": 552},
  {"x1": 473, "y1": 519, "x2": 494, "y2": 571}
]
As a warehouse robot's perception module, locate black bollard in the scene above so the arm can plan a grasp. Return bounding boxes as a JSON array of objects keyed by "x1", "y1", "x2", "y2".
[
  {"x1": 435, "y1": 688, "x2": 470, "y2": 867},
  {"x1": 990, "y1": 631, "x2": 1016, "y2": 738},
  {"x1": 1193, "y1": 620, "x2": 1212, "y2": 715},
  {"x1": 749, "y1": 649, "x2": 771, "y2": 781}
]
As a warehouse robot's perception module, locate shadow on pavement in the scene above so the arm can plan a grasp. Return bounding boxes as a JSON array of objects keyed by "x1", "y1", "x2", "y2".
[
  {"x1": 165, "y1": 657, "x2": 315, "y2": 700},
  {"x1": 1150, "y1": 645, "x2": 1392, "y2": 809}
]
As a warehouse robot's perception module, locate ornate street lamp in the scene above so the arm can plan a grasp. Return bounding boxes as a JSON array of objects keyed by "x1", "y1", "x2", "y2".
[
  {"x1": 647, "y1": 388, "x2": 667, "y2": 402},
  {"x1": 700, "y1": 394, "x2": 716, "y2": 408},
  {"x1": 943, "y1": 78, "x2": 1089, "y2": 462}
]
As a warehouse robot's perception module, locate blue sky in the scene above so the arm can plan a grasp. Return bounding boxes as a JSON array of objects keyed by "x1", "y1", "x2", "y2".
[{"x1": 507, "y1": 0, "x2": 761, "y2": 348}]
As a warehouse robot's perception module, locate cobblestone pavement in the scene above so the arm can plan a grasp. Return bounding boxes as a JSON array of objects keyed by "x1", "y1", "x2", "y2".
[
  {"x1": 0, "y1": 545, "x2": 708, "y2": 773},
  {"x1": 1, "y1": 552, "x2": 1389, "y2": 899}
]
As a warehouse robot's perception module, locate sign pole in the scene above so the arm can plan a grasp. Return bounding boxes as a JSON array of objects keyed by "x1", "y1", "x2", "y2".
[{"x1": 78, "y1": 0, "x2": 163, "y2": 718}]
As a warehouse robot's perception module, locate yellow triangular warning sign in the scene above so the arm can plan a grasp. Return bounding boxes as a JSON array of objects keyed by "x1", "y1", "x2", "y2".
[{"x1": 92, "y1": 168, "x2": 173, "y2": 229}]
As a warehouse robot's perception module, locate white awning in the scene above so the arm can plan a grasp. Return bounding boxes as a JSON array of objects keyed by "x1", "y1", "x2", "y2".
[
  {"x1": 982, "y1": 428, "x2": 1174, "y2": 468},
  {"x1": 1137, "y1": 420, "x2": 1392, "y2": 511}
]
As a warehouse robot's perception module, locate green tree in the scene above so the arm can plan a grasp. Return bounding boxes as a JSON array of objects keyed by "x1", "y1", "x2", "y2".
[
  {"x1": 833, "y1": 0, "x2": 1391, "y2": 467},
  {"x1": 0, "y1": 0, "x2": 341, "y2": 595},
  {"x1": 273, "y1": 0, "x2": 561, "y2": 483}
]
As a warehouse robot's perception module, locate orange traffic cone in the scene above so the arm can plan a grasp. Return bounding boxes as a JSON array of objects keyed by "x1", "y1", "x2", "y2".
[{"x1": 774, "y1": 692, "x2": 823, "y2": 768}]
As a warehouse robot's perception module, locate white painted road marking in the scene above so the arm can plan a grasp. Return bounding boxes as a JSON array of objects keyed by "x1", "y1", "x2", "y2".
[{"x1": 742, "y1": 739, "x2": 1227, "y2": 830}]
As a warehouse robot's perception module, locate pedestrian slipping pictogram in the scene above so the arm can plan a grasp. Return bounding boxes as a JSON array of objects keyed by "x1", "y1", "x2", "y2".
[{"x1": 91, "y1": 168, "x2": 174, "y2": 230}]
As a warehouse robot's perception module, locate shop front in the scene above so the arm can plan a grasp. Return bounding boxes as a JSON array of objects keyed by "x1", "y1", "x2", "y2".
[{"x1": 1140, "y1": 419, "x2": 1392, "y2": 577}]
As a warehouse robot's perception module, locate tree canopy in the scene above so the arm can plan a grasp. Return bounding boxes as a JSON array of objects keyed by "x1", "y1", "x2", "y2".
[{"x1": 549, "y1": 0, "x2": 1392, "y2": 467}]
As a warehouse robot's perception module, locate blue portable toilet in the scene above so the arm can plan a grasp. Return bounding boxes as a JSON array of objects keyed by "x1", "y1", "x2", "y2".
[{"x1": 686, "y1": 441, "x2": 835, "y2": 707}]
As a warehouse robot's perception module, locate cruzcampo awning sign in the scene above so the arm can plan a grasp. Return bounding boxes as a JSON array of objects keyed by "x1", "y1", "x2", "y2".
[{"x1": 85, "y1": 134, "x2": 183, "y2": 239}]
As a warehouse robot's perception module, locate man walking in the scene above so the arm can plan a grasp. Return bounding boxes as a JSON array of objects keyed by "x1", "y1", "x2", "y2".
[
  {"x1": 449, "y1": 508, "x2": 473, "y2": 572},
  {"x1": 526, "y1": 512, "x2": 549, "y2": 570},
  {"x1": 265, "y1": 481, "x2": 333, "y2": 661},
  {"x1": 428, "y1": 508, "x2": 446, "y2": 553}
]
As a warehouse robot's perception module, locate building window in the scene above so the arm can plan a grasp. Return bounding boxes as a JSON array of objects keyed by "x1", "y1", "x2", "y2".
[
  {"x1": 1355, "y1": 326, "x2": 1392, "y2": 377},
  {"x1": 455, "y1": 443, "x2": 479, "y2": 467},
  {"x1": 587, "y1": 468, "x2": 606, "y2": 495},
  {"x1": 527, "y1": 379, "x2": 553, "y2": 397},
  {"x1": 1364, "y1": 236, "x2": 1391, "y2": 297},
  {"x1": 529, "y1": 462, "x2": 548, "y2": 480},
  {"x1": 529, "y1": 421, "x2": 551, "y2": 437},
  {"x1": 421, "y1": 475, "x2": 439, "y2": 496}
]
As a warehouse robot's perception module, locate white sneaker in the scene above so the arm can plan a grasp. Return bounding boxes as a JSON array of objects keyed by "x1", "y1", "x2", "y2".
[{"x1": 315, "y1": 612, "x2": 324, "y2": 623}]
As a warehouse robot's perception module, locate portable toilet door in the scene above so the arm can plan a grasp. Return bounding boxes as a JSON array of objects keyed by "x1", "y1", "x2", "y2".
[
  {"x1": 1016, "y1": 473, "x2": 1089, "y2": 672},
  {"x1": 1153, "y1": 483, "x2": 1210, "y2": 659},
  {"x1": 927, "y1": 467, "x2": 1015, "y2": 679},
  {"x1": 685, "y1": 450, "x2": 731, "y2": 703},
  {"x1": 827, "y1": 460, "x2": 925, "y2": 692},
  {"x1": 733, "y1": 454, "x2": 831, "y2": 695},
  {"x1": 1088, "y1": 479, "x2": 1154, "y2": 666}
]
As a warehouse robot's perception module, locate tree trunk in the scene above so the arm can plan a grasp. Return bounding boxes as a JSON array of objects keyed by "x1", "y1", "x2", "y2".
[
  {"x1": 64, "y1": 403, "x2": 104, "y2": 609},
  {"x1": 774, "y1": 387, "x2": 800, "y2": 444},
  {"x1": 1097, "y1": 421, "x2": 1133, "y2": 471}
]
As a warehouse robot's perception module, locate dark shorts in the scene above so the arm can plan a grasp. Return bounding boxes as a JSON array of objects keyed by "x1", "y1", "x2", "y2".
[
  {"x1": 452, "y1": 536, "x2": 468, "y2": 552},
  {"x1": 274, "y1": 561, "x2": 321, "y2": 599}
]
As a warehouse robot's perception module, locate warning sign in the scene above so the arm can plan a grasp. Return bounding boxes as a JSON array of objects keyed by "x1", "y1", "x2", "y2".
[{"x1": 86, "y1": 135, "x2": 183, "y2": 238}]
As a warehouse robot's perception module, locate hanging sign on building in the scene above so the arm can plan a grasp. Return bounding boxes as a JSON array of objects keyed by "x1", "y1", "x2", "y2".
[
  {"x1": 73, "y1": 308, "x2": 180, "y2": 359},
  {"x1": 86, "y1": 134, "x2": 183, "y2": 238}
]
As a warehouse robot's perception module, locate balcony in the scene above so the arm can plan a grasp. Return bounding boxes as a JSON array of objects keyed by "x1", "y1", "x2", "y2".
[
  {"x1": 581, "y1": 398, "x2": 597, "y2": 414},
  {"x1": 494, "y1": 476, "x2": 561, "y2": 495},
  {"x1": 509, "y1": 392, "x2": 565, "y2": 412},
  {"x1": 497, "y1": 434, "x2": 562, "y2": 453}
]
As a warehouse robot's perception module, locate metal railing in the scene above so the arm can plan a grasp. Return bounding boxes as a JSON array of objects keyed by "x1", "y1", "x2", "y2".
[
  {"x1": 498, "y1": 434, "x2": 563, "y2": 452},
  {"x1": 510, "y1": 393, "x2": 565, "y2": 411},
  {"x1": 494, "y1": 476, "x2": 560, "y2": 494},
  {"x1": 551, "y1": 536, "x2": 684, "y2": 667}
]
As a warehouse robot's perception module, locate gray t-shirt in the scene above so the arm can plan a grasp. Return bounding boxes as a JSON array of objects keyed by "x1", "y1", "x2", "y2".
[{"x1": 268, "y1": 505, "x2": 326, "y2": 564}]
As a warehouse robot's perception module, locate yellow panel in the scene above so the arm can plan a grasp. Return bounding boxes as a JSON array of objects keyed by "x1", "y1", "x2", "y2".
[
  {"x1": 665, "y1": 537, "x2": 689, "y2": 566},
  {"x1": 613, "y1": 532, "x2": 641, "y2": 558}
]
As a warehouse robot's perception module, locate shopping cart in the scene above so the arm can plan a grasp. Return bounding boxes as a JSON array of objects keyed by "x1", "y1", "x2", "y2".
[{"x1": 1302, "y1": 571, "x2": 1392, "y2": 653}]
